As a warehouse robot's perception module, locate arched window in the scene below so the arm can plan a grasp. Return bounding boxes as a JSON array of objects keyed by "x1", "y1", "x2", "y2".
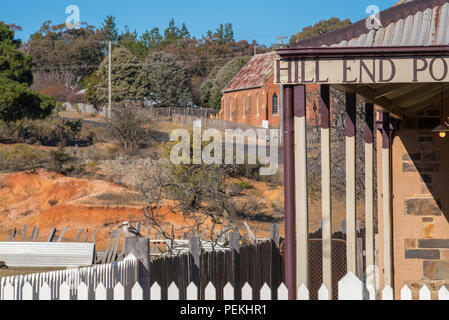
[
  {"x1": 229, "y1": 99, "x2": 233, "y2": 120},
  {"x1": 256, "y1": 95, "x2": 260, "y2": 117},
  {"x1": 243, "y1": 96, "x2": 247, "y2": 118},
  {"x1": 272, "y1": 93, "x2": 279, "y2": 115}
]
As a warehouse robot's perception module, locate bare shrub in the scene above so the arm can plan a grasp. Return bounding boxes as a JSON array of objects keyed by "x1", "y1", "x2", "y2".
[
  {"x1": 107, "y1": 102, "x2": 153, "y2": 155},
  {"x1": 137, "y1": 161, "x2": 237, "y2": 255},
  {"x1": 227, "y1": 183, "x2": 243, "y2": 197}
]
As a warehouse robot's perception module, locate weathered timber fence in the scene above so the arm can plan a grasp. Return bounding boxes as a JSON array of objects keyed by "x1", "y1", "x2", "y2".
[
  {"x1": 149, "y1": 231, "x2": 280, "y2": 300},
  {"x1": 147, "y1": 107, "x2": 219, "y2": 121},
  {"x1": 171, "y1": 114, "x2": 266, "y2": 131},
  {"x1": 6, "y1": 225, "x2": 95, "y2": 245},
  {"x1": 148, "y1": 229, "x2": 351, "y2": 300}
]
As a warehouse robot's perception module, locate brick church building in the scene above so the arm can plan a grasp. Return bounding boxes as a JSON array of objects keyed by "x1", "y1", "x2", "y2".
[{"x1": 219, "y1": 52, "x2": 320, "y2": 128}]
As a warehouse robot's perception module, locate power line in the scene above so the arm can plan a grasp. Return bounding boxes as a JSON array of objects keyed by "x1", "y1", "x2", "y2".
[
  {"x1": 30, "y1": 53, "x2": 256, "y2": 71},
  {"x1": 277, "y1": 35, "x2": 288, "y2": 47}
]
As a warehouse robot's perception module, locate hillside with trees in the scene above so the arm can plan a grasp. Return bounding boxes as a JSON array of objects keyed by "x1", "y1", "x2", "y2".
[
  {"x1": 200, "y1": 57, "x2": 251, "y2": 109},
  {"x1": 289, "y1": 17, "x2": 352, "y2": 44},
  {"x1": 0, "y1": 14, "x2": 362, "y2": 251},
  {"x1": 24, "y1": 17, "x2": 265, "y2": 108}
]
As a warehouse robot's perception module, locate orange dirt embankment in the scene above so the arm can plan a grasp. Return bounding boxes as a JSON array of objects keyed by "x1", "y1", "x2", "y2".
[
  {"x1": 0, "y1": 170, "x2": 360, "y2": 252},
  {"x1": 0, "y1": 171, "x2": 269, "y2": 251},
  {"x1": 0, "y1": 170, "x2": 164, "y2": 251}
]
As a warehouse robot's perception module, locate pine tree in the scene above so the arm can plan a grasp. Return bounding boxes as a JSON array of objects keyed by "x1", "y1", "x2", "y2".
[
  {"x1": 95, "y1": 47, "x2": 150, "y2": 105},
  {"x1": 144, "y1": 52, "x2": 192, "y2": 108},
  {"x1": 0, "y1": 22, "x2": 56, "y2": 125},
  {"x1": 224, "y1": 23, "x2": 234, "y2": 43},
  {"x1": 101, "y1": 16, "x2": 119, "y2": 43}
]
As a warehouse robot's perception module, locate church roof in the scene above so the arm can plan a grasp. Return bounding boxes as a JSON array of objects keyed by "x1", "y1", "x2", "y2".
[{"x1": 222, "y1": 52, "x2": 278, "y2": 93}]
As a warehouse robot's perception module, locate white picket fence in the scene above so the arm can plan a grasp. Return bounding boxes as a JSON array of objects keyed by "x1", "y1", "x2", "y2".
[
  {"x1": 2, "y1": 267, "x2": 449, "y2": 300},
  {"x1": 159, "y1": 272, "x2": 449, "y2": 301},
  {"x1": 0, "y1": 254, "x2": 138, "y2": 300}
]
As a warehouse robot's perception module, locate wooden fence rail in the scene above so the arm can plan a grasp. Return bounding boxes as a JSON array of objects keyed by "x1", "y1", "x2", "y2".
[
  {"x1": 149, "y1": 232, "x2": 282, "y2": 300},
  {"x1": 149, "y1": 230, "x2": 349, "y2": 300},
  {"x1": 170, "y1": 114, "x2": 266, "y2": 131}
]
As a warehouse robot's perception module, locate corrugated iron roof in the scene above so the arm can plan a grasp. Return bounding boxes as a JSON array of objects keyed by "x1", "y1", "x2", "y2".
[
  {"x1": 222, "y1": 52, "x2": 277, "y2": 93},
  {"x1": 293, "y1": 0, "x2": 449, "y2": 48},
  {"x1": 0, "y1": 242, "x2": 95, "y2": 267}
]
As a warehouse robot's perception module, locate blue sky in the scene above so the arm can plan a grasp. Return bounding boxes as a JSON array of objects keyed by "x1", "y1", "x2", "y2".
[{"x1": 2, "y1": 0, "x2": 398, "y2": 45}]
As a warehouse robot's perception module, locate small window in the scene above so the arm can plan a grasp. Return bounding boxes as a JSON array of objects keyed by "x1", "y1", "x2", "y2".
[
  {"x1": 272, "y1": 93, "x2": 278, "y2": 115},
  {"x1": 256, "y1": 94, "x2": 260, "y2": 117},
  {"x1": 243, "y1": 96, "x2": 246, "y2": 118},
  {"x1": 229, "y1": 99, "x2": 233, "y2": 120}
]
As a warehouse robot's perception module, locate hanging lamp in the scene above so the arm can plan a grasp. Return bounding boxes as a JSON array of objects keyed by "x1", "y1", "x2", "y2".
[{"x1": 432, "y1": 84, "x2": 449, "y2": 138}]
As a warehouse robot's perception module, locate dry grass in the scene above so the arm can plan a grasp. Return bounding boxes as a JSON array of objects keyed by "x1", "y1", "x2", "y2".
[
  {"x1": 58, "y1": 110, "x2": 105, "y2": 122},
  {"x1": 0, "y1": 267, "x2": 65, "y2": 279}
]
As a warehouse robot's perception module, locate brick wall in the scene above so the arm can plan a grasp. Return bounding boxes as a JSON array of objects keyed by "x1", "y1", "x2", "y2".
[
  {"x1": 220, "y1": 76, "x2": 320, "y2": 128},
  {"x1": 220, "y1": 87, "x2": 264, "y2": 127}
]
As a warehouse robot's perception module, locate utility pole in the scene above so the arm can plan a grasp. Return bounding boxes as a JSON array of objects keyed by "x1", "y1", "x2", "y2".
[
  {"x1": 108, "y1": 41, "x2": 112, "y2": 120},
  {"x1": 254, "y1": 43, "x2": 257, "y2": 56},
  {"x1": 278, "y1": 35, "x2": 288, "y2": 48}
]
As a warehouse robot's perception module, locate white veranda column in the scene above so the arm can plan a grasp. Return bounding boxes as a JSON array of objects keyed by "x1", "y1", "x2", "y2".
[
  {"x1": 294, "y1": 85, "x2": 309, "y2": 289},
  {"x1": 345, "y1": 92, "x2": 357, "y2": 275},
  {"x1": 365, "y1": 103, "x2": 376, "y2": 290},
  {"x1": 320, "y1": 84, "x2": 332, "y2": 296}
]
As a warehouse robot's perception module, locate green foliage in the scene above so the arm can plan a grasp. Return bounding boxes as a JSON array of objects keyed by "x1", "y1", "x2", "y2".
[
  {"x1": 0, "y1": 144, "x2": 47, "y2": 172},
  {"x1": 55, "y1": 119, "x2": 83, "y2": 141},
  {"x1": 167, "y1": 163, "x2": 229, "y2": 213},
  {"x1": 0, "y1": 112, "x2": 93, "y2": 146},
  {"x1": 95, "y1": 47, "x2": 149, "y2": 105},
  {"x1": 23, "y1": 17, "x2": 264, "y2": 108},
  {"x1": 119, "y1": 26, "x2": 150, "y2": 59},
  {"x1": 0, "y1": 23, "x2": 56, "y2": 126},
  {"x1": 162, "y1": 19, "x2": 190, "y2": 46},
  {"x1": 201, "y1": 57, "x2": 250, "y2": 109},
  {"x1": 289, "y1": 17, "x2": 352, "y2": 44},
  {"x1": 26, "y1": 21, "x2": 104, "y2": 85},
  {"x1": 144, "y1": 52, "x2": 192, "y2": 108},
  {"x1": 118, "y1": 19, "x2": 190, "y2": 58},
  {"x1": 0, "y1": 22, "x2": 15, "y2": 42},
  {"x1": 213, "y1": 23, "x2": 234, "y2": 44},
  {"x1": 82, "y1": 71, "x2": 101, "y2": 107},
  {"x1": 141, "y1": 28, "x2": 163, "y2": 50},
  {"x1": 101, "y1": 16, "x2": 119, "y2": 43},
  {"x1": 50, "y1": 143, "x2": 73, "y2": 173},
  {"x1": 199, "y1": 65, "x2": 220, "y2": 105},
  {"x1": 0, "y1": 78, "x2": 55, "y2": 123},
  {"x1": 0, "y1": 24, "x2": 32, "y2": 85},
  {"x1": 238, "y1": 181, "x2": 254, "y2": 190}
]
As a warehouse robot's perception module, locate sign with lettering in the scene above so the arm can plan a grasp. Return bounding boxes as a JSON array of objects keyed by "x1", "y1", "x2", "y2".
[{"x1": 274, "y1": 57, "x2": 449, "y2": 84}]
